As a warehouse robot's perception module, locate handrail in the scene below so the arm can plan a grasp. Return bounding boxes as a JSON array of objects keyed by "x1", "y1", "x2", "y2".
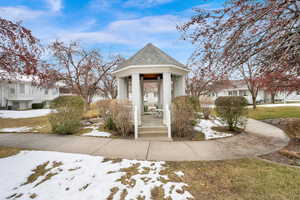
[
  {"x1": 134, "y1": 105, "x2": 138, "y2": 139},
  {"x1": 165, "y1": 104, "x2": 171, "y2": 138}
]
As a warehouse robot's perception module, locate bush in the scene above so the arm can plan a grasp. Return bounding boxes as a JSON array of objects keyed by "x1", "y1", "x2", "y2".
[
  {"x1": 97, "y1": 99, "x2": 133, "y2": 136},
  {"x1": 97, "y1": 99, "x2": 116, "y2": 130},
  {"x1": 173, "y1": 96, "x2": 200, "y2": 112},
  {"x1": 32, "y1": 103, "x2": 44, "y2": 109},
  {"x1": 199, "y1": 96, "x2": 214, "y2": 119},
  {"x1": 215, "y1": 96, "x2": 248, "y2": 131},
  {"x1": 144, "y1": 105, "x2": 148, "y2": 112},
  {"x1": 171, "y1": 96, "x2": 196, "y2": 137},
  {"x1": 49, "y1": 96, "x2": 85, "y2": 134},
  {"x1": 112, "y1": 100, "x2": 133, "y2": 137}
]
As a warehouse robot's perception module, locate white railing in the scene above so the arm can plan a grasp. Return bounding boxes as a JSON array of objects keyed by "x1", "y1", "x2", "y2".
[
  {"x1": 134, "y1": 105, "x2": 138, "y2": 139},
  {"x1": 165, "y1": 104, "x2": 171, "y2": 138}
]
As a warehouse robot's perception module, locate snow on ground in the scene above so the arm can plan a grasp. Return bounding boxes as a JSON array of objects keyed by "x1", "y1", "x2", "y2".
[
  {"x1": 0, "y1": 151, "x2": 193, "y2": 200},
  {"x1": 0, "y1": 109, "x2": 54, "y2": 119},
  {"x1": 194, "y1": 119, "x2": 233, "y2": 140},
  {"x1": 0, "y1": 127, "x2": 32, "y2": 132},
  {"x1": 254, "y1": 103, "x2": 300, "y2": 107},
  {"x1": 174, "y1": 171, "x2": 184, "y2": 178},
  {"x1": 82, "y1": 124, "x2": 111, "y2": 137}
]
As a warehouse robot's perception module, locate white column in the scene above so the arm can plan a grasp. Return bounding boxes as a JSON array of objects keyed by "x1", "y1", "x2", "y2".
[
  {"x1": 132, "y1": 73, "x2": 141, "y2": 125},
  {"x1": 163, "y1": 72, "x2": 172, "y2": 124},
  {"x1": 174, "y1": 75, "x2": 186, "y2": 97},
  {"x1": 157, "y1": 76, "x2": 161, "y2": 107},
  {"x1": 117, "y1": 77, "x2": 126, "y2": 99},
  {"x1": 125, "y1": 78, "x2": 129, "y2": 98},
  {"x1": 140, "y1": 76, "x2": 144, "y2": 115},
  {"x1": 159, "y1": 78, "x2": 163, "y2": 108}
]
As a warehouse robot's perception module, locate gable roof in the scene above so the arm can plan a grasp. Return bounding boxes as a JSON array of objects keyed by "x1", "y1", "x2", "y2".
[{"x1": 118, "y1": 43, "x2": 186, "y2": 69}]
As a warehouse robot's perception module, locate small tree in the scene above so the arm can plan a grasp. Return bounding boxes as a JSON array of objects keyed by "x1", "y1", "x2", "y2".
[
  {"x1": 261, "y1": 71, "x2": 300, "y2": 103},
  {"x1": 50, "y1": 41, "x2": 121, "y2": 105},
  {"x1": 238, "y1": 62, "x2": 264, "y2": 109},
  {"x1": 215, "y1": 96, "x2": 248, "y2": 131},
  {"x1": 49, "y1": 96, "x2": 85, "y2": 134}
]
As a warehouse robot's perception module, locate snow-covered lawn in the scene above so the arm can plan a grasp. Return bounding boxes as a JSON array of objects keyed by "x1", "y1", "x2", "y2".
[
  {"x1": 0, "y1": 127, "x2": 32, "y2": 132},
  {"x1": 0, "y1": 151, "x2": 193, "y2": 200},
  {"x1": 194, "y1": 119, "x2": 233, "y2": 140},
  {"x1": 0, "y1": 109, "x2": 53, "y2": 119},
  {"x1": 0, "y1": 126, "x2": 46, "y2": 133}
]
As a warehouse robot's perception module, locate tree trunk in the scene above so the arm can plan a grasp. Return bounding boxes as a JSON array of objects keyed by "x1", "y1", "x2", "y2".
[
  {"x1": 252, "y1": 96, "x2": 257, "y2": 109},
  {"x1": 271, "y1": 93, "x2": 275, "y2": 104}
]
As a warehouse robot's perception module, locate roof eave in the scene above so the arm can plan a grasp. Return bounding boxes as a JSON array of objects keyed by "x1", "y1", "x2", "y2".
[{"x1": 112, "y1": 64, "x2": 190, "y2": 75}]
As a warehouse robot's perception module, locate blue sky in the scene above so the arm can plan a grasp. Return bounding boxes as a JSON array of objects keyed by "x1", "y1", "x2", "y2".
[{"x1": 0, "y1": 0, "x2": 223, "y2": 63}]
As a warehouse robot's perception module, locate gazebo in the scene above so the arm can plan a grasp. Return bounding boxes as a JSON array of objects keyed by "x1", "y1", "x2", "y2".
[{"x1": 112, "y1": 43, "x2": 189, "y2": 140}]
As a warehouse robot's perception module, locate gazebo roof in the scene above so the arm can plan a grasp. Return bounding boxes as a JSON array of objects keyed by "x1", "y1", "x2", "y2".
[{"x1": 118, "y1": 43, "x2": 186, "y2": 69}]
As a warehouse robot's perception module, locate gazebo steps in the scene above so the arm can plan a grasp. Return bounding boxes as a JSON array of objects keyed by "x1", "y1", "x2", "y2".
[
  {"x1": 137, "y1": 125, "x2": 171, "y2": 141},
  {"x1": 139, "y1": 126, "x2": 167, "y2": 132},
  {"x1": 136, "y1": 136, "x2": 172, "y2": 142},
  {"x1": 138, "y1": 132, "x2": 167, "y2": 137}
]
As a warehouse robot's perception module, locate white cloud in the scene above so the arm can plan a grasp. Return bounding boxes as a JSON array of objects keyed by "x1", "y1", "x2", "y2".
[
  {"x1": 124, "y1": 0, "x2": 173, "y2": 8},
  {"x1": 46, "y1": 0, "x2": 63, "y2": 12},
  {"x1": 60, "y1": 32, "x2": 132, "y2": 44},
  {"x1": 89, "y1": 0, "x2": 112, "y2": 9},
  {"x1": 0, "y1": 6, "x2": 44, "y2": 21},
  {"x1": 108, "y1": 15, "x2": 179, "y2": 33},
  {"x1": 54, "y1": 15, "x2": 182, "y2": 46}
]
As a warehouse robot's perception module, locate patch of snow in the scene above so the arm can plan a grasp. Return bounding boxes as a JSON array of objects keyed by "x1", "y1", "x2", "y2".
[
  {"x1": 0, "y1": 127, "x2": 32, "y2": 132},
  {"x1": 174, "y1": 171, "x2": 184, "y2": 177},
  {"x1": 83, "y1": 130, "x2": 111, "y2": 137},
  {"x1": 194, "y1": 119, "x2": 233, "y2": 140},
  {"x1": 0, "y1": 151, "x2": 193, "y2": 200},
  {"x1": 82, "y1": 124, "x2": 111, "y2": 137},
  {"x1": 0, "y1": 109, "x2": 54, "y2": 119}
]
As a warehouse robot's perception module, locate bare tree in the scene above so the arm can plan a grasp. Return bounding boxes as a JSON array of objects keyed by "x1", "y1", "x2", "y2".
[
  {"x1": 187, "y1": 67, "x2": 217, "y2": 96},
  {"x1": 179, "y1": 0, "x2": 300, "y2": 74},
  {"x1": 50, "y1": 41, "x2": 121, "y2": 105},
  {"x1": 238, "y1": 62, "x2": 263, "y2": 109},
  {"x1": 262, "y1": 70, "x2": 300, "y2": 103},
  {"x1": 98, "y1": 57, "x2": 125, "y2": 99},
  {"x1": 0, "y1": 18, "x2": 43, "y2": 80}
]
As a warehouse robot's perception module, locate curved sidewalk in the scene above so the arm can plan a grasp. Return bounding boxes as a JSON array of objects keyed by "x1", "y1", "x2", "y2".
[{"x1": 0, "y1": 119, "x2": 289, "y2": 161}]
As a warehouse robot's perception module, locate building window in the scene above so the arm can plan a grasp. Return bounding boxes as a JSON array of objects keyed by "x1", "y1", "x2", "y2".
[
  {"x1": 297, "y1": 91, "x2": 300, "y2": 95},
  {"x1": 45, "y1": 89, "x2": 48, "y2": 95},
  {"x1": 239, "y1": 90, "x2": 248, "y2": 96},
  {"x1": 228, "y1": 91, "x2": 238, "y2": 96},
  {"x1": 19, "y1": 84, "x2": 25, "y2": 94}
]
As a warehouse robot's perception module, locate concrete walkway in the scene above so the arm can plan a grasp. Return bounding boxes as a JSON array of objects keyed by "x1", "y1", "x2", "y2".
[{"x1": 0, "y1": 119, "x2": 289, "y2": 161}]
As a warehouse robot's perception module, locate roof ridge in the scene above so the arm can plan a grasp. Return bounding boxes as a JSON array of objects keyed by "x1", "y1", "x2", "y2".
[{"x1": 118, "y1": 43, "x2": 186, "y2": 69}]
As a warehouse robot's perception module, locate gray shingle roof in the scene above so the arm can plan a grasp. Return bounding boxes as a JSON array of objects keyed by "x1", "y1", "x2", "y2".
[{"x1": 118, "y1": 43, "x2": 186, "y2": 69}]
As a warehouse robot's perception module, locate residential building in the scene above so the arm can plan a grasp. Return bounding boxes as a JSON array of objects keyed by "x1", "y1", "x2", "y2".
[
  {"x1": 209, "y1": 80, "x2": 300, "y2": 104},
  {"x1": 0, "y1": 75, "x2": 59, "y2": 110}
]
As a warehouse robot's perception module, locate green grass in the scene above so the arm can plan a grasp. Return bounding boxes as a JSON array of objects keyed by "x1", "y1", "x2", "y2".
[
  {"x1": 165, "y1": 158, "x2": 300, "y2": 200},
  {"x1": 248, "y1": 106, "x2": 300, "y2": 120}
]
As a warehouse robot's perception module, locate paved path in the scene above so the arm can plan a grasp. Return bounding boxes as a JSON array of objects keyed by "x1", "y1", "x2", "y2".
[{"x1": 0, "y1": 119, "x2": 289, "y2": 161}]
